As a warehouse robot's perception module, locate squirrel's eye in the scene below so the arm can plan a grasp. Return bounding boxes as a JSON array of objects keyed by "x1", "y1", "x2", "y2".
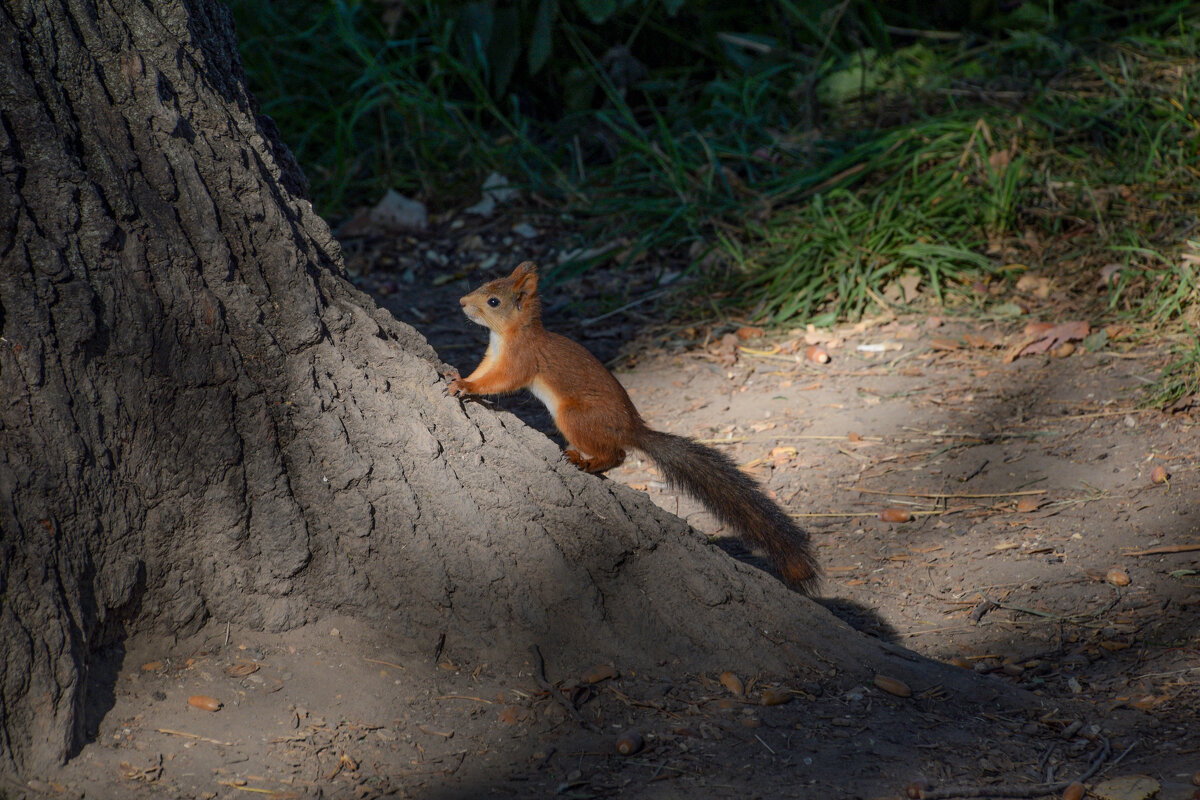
[{"x1": 487, "y1": 297, "x2": 500, "y2": 307}]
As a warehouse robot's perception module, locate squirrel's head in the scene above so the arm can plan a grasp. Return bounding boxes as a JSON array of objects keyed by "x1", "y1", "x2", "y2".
[{"x1": 459, "y1": 261, "x2": 541, "y2": 331}]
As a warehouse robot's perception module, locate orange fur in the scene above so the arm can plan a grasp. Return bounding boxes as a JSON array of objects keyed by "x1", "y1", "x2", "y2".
[{"x1": 449, "y1": 262, "x2": 819, "y2": 593}]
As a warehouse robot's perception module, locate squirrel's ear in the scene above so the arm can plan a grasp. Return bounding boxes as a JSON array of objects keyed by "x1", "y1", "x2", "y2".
[{"x1": 511, "y1": 261, "x2": 539, "y2": 292}]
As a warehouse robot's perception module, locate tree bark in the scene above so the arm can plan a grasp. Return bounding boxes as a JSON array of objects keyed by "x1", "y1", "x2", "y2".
[{"x1": 0, "y1": 0, "x2": 1003, "y2": 776}]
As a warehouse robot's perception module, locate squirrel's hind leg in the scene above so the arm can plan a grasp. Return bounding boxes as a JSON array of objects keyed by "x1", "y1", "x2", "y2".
[
  {"x1": 565, "y1": 448, "x2": 626, "y2": 474},
  {"x1": 552, "y1": 402, "x2": 628, "y2": 472}
]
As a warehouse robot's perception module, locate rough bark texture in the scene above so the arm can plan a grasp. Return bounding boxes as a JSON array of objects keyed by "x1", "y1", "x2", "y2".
[{"x1": 0, "y1": 0, "x2": 1003, "y2": 776}]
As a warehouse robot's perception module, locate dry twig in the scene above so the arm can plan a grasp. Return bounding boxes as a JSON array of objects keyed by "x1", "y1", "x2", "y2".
[
  {"x1": 531, "y1": 645, "x2": 598, "y2": 732},
  {"x1": 1124, "y1": 542, "x2": 1200, "y2": 556},
  {"x1": 155, "y1": 728, "x2": 231, "y2": 746},
  {"x1": 920, "y1": 736, "x2": 1111, "y2": 799}
]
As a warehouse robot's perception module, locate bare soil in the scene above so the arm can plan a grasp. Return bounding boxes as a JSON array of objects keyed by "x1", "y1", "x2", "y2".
[{"x1": 26, "y1": 215, "x2": 1200, "y2": 800}]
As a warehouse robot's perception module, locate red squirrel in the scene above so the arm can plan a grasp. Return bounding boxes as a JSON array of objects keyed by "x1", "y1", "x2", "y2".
[{"x1": 447, "y1": 261, "x2": 819, "y2": 594}]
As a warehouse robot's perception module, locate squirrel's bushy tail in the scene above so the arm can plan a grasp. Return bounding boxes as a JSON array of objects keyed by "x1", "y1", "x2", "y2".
[{"x1": 632, "y1": 428, "x2": 820, "y2": 594}]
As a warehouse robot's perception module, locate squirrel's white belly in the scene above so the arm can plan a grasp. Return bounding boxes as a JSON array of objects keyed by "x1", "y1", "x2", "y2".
[{"x1": 528, "y1": 375, "x2": 562, "y2": 423}]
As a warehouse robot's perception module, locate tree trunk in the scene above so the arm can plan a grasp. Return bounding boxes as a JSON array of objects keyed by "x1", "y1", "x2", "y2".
[{"x1": 0, "y1": 0, "x2": 1001, "y2": 776}]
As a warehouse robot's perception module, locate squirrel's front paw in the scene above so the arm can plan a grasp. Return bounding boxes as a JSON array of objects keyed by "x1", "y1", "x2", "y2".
[{"x1": 446, "y1": 378, "x2": 472, "y2": 397}]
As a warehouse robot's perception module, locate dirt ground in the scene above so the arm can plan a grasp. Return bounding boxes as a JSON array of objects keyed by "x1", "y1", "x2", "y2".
[{"x1": 24, "y1": 213, "x2": 1200, "y2": 800}]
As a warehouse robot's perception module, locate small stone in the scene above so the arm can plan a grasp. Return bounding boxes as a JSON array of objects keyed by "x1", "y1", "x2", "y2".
[
  {"x1": 1093, "y1": 775, "x2": 1160, "y2": 800},
  {"x1": 368, "y1": 190, "x2": 428, "y2": 231}
]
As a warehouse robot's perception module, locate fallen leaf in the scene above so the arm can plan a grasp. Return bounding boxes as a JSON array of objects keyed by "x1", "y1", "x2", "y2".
[
  {"x1": 1164, "y1": 394, "x2": 1196, "y2": 413},
  {"x1": 1083, "y1": 329, "x2": 1109, "y2": 352},
  {"x1": 1128, "y1": 695, "x2": 1167, "y2": 711},
  {"x1": 580, "y1": 664, "x2": 619, "y2": 684},
  {"x1": 907, "y1": 779, "x2": 930, "y2": 799},
  {"x1": 991, "y1": 302, "x2": 1026, "y2": 318},
  {"x1": 872, "y1": 674, "x2": 911, "y2": 698},
  {"x1": 712, "y1": 333, "x2": 740, "y2": 367},
  {"x1": 225, "y1": 663, "x2": 259, "y2": 678},
  {"x1": 718, "y1": 671, "x2": 744, "y2": 697},
  {"x1": 335, "y1": 752, "x2": 358, "y2": 772},
  {"x1": 769, "y1": 446, "x2": 797, "y2": 466},
  {"x1": 735, "y1": 326, "x2": 764, "y2": 340},
  {"x1": 1104, "y1": 323, "x2": 1132, "y2": 340},
  {"x1": 898, "y1": 273, "x2": 921, "y2": 303},
  {"x1": 1014, "y1": 321, "x2": 1091, "y2": 359},
  {"x1": 1097, "y1": 263, "x2": 1123, "y2": 285},
  {"x1": 803, "y1": 324, "x2": 844, "y2": 346},
  {"x1": 1016, "y1": 273, "x2": 1052, "y2": 299},
  {"x1": 498, "y1": 705, "x2": 524, "y2": 725}
]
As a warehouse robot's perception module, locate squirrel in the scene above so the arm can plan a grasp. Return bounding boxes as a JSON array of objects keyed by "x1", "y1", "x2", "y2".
[{"x1": 447, "y1": 261, "x2": 819, "y2": 594}]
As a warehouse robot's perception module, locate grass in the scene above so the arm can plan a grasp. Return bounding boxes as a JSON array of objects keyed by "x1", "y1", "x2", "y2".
[
  {"x1": 1149, "y1": 327, "x2": 1200, "y2": 409},
  {"x1": 229, "y1": 0, "x2": 1200, "y2": 405},
  {"x1": 229, "y1": 0, "x2": 534, "y2": 211},
  {"x1": 721, "y1": 118, "x2": 1012, "y2": 324}
]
